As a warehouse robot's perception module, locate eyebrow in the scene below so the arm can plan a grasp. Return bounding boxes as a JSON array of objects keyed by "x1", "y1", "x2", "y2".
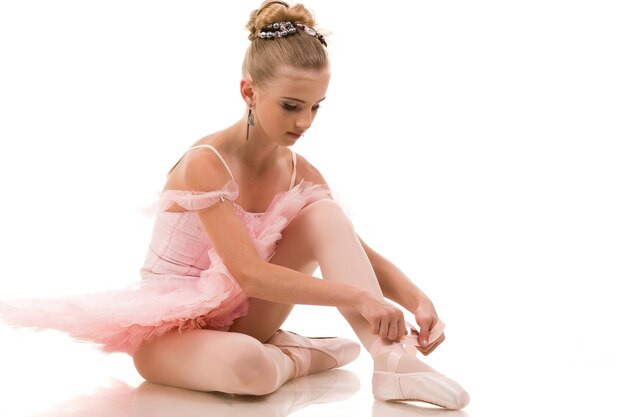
[{"x1": 281, "y1": 96, "x2": 326, "y2": 104}]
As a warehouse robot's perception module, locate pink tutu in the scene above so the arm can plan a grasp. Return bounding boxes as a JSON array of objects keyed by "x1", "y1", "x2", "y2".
[{"x1": 0, "y1": 179, "x2": 331, "y2": 356}]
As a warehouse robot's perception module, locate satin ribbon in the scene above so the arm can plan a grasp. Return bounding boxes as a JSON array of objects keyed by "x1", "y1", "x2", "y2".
[{"x1": 402, "y1": 320, "x2": 446, "y2": 355}]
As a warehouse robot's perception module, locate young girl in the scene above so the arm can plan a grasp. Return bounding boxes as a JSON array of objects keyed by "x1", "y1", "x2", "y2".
[{"x1": 0, "y1": 0, "x2": 469, "y2": 410}]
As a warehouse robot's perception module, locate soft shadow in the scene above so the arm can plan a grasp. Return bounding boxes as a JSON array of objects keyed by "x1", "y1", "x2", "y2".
[
  {"x1": 372, "y1": 401, "x2": 470, "y2": 417},
  {"x1": 31, "y1": 369, "x2": 360, "y2": 417}
]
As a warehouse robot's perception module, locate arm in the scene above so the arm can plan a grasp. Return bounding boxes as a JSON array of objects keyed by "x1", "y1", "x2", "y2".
[
  {"x1": 358, "y1": 235, "x2": 444, "y2": 353},
  {"x1": 298, "y1": 158, "x2": 440, "y2": 346},
  {"x1": 202, "y1": 198, "x2": 369, "y2": 308},
  {"x1": 172, "y1": 149, "x2": 403, "y2": 338},
  {"x1": 357, "y1": 235, "x2": 433, "y2": 312}
]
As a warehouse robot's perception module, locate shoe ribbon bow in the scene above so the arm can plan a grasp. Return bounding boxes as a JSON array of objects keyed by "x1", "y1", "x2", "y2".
[{"x1": 402, "y1": 320, "x2": 446, "y2": 356}]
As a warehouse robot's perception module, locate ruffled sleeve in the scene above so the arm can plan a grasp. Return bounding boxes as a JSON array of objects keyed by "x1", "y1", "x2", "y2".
[{"x1": 153, "y1": 180, "x2": 239, "y2": 212}]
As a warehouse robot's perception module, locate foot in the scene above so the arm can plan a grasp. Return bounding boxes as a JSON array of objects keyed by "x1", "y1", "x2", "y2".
[
  {"x1": 370, "y1": 337, "x2": 470, "y2": 409},
  {"x1": 266, "y1": 330, "x2": 361, "y2": 378},
  {"x1": 307, "y1": 349, "x2": 339, "y2": 374}
]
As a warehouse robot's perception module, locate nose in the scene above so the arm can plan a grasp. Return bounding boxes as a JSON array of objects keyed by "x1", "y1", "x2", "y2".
[{"x1": 295, "y1": 110, "x2": 314, "y2": 130}]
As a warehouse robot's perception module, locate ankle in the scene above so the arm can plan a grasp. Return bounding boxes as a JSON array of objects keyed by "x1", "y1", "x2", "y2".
[
  {"x1": 279, "y1": 346, "x2": 312, "y2": 378},
  {"x1": 370, "y1": 337, "x2": 405, "y2": 372},
  {"x1": 308, "y1": 349, "x2": 339, "y2": 374},
  {"x1": 370, "y1": 338, "x2": 437, "y2": 374},
  {"x1": 373, "y1": 350, "x2": 396, "y2": 372}
]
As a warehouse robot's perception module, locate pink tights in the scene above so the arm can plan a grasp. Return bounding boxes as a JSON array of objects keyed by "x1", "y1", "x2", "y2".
[{"x1": 133, "y1": 199, "x2": 431, "y2": 395}]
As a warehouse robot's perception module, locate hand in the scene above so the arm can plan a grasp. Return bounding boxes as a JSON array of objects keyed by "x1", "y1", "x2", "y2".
[
  {"x1": 413, "y1": 299, "x2": 445, "y2": 356},
  {"x1": 356, "y1": 291, "x2": 407, "y2": 342}
]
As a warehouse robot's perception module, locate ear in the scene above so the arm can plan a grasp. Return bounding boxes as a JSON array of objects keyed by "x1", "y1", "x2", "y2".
[{"x1": 240, "y1": 78, "x2": 255, "y2": 107}]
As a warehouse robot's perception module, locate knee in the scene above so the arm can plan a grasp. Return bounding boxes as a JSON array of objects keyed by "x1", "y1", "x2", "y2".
[
  {"x1": 132, "y1": 340, "x2": 160, "y2": 383},
  {"x1": 299, "y1": 198, "x2": 354, "y2": 235},
  {"x1": 302, "y1": 197, "x2": 345, "y2": 216},
  {"x1": 227, "y1": 341, "x2": 283, "y2": 396}
]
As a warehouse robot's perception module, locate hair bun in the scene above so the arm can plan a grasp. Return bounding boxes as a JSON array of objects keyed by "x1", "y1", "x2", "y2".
[{"x1": 246, "y1": 1, "x2": 317, "y2": 41}]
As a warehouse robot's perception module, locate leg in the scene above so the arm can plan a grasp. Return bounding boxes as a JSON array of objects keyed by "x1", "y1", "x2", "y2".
[
  {"x1": 291, "y1": 199, "x2": 385, "y2": 349},
  {"x1": 231, "y1": 200, "x2": 394, "y2": 349},
  {"x1": 267, "y1": 199, "x2": 437, "y2": 372},
  {"x1": 131, "y1": 199, "x2": 433, "y2": 397},
  {"x1": 228, "y1": 227, "x2": 319, "y2": 342},
  {"x1": 229, "y1": 199, "x2": 376, "y2": 345},
  {"x1": 279, "y1": 199, "x2": 468, "y2": 408},
  {"x1": 132, "y1": 328, "x2": 295, "y2": 395},
  {"x1": 132, "y1": 204, "x2": 345, "y2": 395},
  {"x1": 228, "y1": 213, "x2": 338, "y2": 375}
]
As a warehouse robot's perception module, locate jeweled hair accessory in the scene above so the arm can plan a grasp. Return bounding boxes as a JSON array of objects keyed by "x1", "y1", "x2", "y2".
[{"x1": 257, "y1": 21, "x2": 327, "y2": 47}]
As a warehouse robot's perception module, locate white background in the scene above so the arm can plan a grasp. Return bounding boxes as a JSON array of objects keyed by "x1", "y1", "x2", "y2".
[{"x1": 0, "y1": 1, "x2": 625, "y2": 416}]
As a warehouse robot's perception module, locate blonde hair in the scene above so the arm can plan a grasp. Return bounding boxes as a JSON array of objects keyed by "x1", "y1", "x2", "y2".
[{"x1": 242, "y1": 1, "x2": 329, "y2": 88}]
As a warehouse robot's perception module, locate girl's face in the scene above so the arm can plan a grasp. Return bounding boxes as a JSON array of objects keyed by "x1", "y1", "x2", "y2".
[{"x1": 251, "y1": 67, "x2": 330, "y2": 146}]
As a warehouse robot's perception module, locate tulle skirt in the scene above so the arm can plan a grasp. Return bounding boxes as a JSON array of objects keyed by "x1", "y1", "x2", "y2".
[{"x1": 0, "y1": 180, "x2": 333, "y2": 356}]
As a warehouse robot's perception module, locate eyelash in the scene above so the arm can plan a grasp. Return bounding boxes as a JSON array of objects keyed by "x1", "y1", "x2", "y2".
[{"x1": 282, "y1": 103, "x2": 321, "y2": 112}]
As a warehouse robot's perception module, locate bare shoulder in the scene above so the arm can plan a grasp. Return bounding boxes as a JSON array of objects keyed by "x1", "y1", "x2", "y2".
[
  {"x1": 164, "y1": 146, "x2": 231, "y2": 192},
  {"x1": 161, "y1": 146, "x2": 266, "y2": 283},
  {"x1": 294, "y1": 152, "x2": 329, "y2": 187}
]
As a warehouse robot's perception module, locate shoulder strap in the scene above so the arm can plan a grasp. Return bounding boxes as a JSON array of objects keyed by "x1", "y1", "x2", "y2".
[
  {"x1": 289, "y1": 149, "x2": 297, "y2": 189},
  {"x1": 169, "y1": 144, "x2": 235, "y2": 182}
]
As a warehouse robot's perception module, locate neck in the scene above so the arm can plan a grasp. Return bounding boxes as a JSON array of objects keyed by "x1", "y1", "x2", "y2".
[{"x1": 217, "y1": 117, "x2": 284, "y2": 175}]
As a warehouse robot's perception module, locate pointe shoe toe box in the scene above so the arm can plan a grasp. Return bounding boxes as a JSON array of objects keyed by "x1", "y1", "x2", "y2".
[
  {"x1": 372, "y1": 371, "x2": 470, "y2": 410},
  {"x1": 267, "y1": 330, "x2": 361, "y2": 368},
  {"x1": 311, "y1": 336, "x2": 360, "y2": 367}
]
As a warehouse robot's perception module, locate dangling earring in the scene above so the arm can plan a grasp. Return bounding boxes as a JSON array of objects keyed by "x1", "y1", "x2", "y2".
[{"x1": 246, "y1": 106, "x2": 255, "y2": 141}]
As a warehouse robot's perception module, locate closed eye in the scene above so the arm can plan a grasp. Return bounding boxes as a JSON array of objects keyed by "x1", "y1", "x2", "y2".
[{"x1": 282, "y1": 103, "x2": 322, "y2": 111}]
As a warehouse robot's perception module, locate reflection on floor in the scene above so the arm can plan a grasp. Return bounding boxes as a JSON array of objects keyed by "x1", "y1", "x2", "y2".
[{"x1": 23, "y1": 369, "x2": 466, "y2": 417}]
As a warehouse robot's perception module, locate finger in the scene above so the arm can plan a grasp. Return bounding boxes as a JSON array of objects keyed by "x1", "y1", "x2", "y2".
[
  {"x1": 400, "y1": 318, "x2": 409, "y2": 339},
  {"x1": 378, "y1": 319, "x2": 390, "y2": 339},
  {"x1": 394, "y1": 318, "x2": 405, "y2": 341},
  {"x1": 418, "y1": 320, "x2": 432, "y2": 347},
  {"x1": 423, "y1": 337, "x2": 444, "y2": 356},
  {"x1": 419, "y1": 333, "x2": 445, "y2": 356},
  {"x1": 387, "y1": 320, "x2": 398, "y2": 341},
  {"x1": 370, "y1": 318, "x2": 380, "y2": 336},
  {"x1": 398, "y1": 321, "x2": 408, "y2": 340},
  {"x1": 415, "y1": 332, "x2": 444, "y2": 353}
]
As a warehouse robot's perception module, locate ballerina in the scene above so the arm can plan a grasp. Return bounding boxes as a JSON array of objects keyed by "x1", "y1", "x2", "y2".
[{"x1": 0, "y1": 0, "x2": 469, "y2": 409}]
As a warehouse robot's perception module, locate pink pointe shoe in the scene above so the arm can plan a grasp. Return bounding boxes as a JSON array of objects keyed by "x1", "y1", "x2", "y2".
[
  {"x1": 266, "y1": 330, "x2": 361, "y2": 378},
  {"x1": 371, "y1": 321, "x2": 470, "y2": 410}
]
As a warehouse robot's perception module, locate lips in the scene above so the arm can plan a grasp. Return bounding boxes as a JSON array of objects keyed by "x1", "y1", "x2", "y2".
[{"x1": 287, "y1": 132, "x2": 302, "y2": 139}]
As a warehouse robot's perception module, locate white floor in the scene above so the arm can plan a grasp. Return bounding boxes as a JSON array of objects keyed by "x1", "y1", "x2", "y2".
[{"x1": 1, "y1": 312, "x2": 624, "y2": 417}]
